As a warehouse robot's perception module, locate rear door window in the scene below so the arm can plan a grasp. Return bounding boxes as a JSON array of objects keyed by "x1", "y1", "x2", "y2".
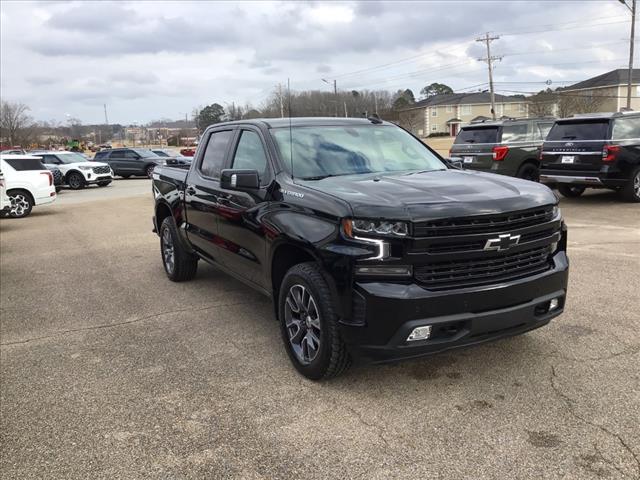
[
  {"x1": 500, "y1": 124, "x2": 529, "y2": 143},
  {"x1": 3, "y1": 158, "x2": 47, "y2": 171},
  {"x1": 123, "y1": 150, "x2": 140, "y2": 159},
  {"x1": 546, "y1": 121, "x2": 610, "y2": 141},
  {"x1": 200, "y1": 130, "x2": 234, "y2": 179},
  {"x1": 454, "y1": 127, "x2": 499, "y2": 144},
  {"x1": 535, "y1": 122, "x2": 554, "y2": 140},
  {"x1": 611, "y1": 117, "x2": 640, "y2": 140}
]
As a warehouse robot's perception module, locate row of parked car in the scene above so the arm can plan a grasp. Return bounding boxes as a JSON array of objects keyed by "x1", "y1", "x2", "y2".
[
  {"x1": 0, "y1": 147, "x2": 193, "y2": 218},
  {"x1": 449, "y1": 111, "x2": 640, "y2": 202}
]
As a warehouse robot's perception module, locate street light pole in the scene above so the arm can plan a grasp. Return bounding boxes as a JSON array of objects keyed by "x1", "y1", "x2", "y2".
[{"x1": 620, "y1": 0, "x2": 636, "y2": 110}]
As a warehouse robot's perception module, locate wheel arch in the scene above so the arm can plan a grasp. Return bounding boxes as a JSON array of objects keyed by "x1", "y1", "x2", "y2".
[
  {"x1": 269, "y1": 240, "x2": 343, "y2": 321},
  {"x1": 6, "y1": 188, "x2": 35, "y2": 205},
  {"x1": 64, "y1": 169, "x2": 84, "y2": 182}
]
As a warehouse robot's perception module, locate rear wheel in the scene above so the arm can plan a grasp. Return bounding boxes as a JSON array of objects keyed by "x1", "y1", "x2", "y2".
[
  {"x1": 516, "y1": 163, "x2": 539, "y2": 182},
  {"x1": 159, "y1": 217, "x2": 198, "y2": 281},
  {"x1": 557, "y1": 184, "x2": 586, "y2": 198},
  {"x1": 278, "y1": 262, "x2": 351, "y2": 380},
  {"x1": 67, "y1": 172, "x2": 85, "y2": 190},
  {"x1": 619, "y1": 167, "x2": 640, "y2": 203},
  {"x1": 6, "y1": 190, "x2": 33, "y2": 218}
]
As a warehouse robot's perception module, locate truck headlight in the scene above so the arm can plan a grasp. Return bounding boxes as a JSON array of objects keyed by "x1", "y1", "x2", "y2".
[
  {"x1": 552, "y1": 205, "x2": 561, "y2": 219},
  {"x1": 342, "y1": 219, "x2": 408, "y2": 237}
]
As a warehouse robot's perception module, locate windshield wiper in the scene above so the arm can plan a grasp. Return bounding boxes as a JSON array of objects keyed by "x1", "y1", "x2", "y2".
[{"x1": 300, "y1": 173, "x2": 358, "y2": 181}]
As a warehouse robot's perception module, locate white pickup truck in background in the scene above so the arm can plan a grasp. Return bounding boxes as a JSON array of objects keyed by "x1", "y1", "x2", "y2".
[{"x1": 0, "y1": 155, "x2": 56, "y2": 218}]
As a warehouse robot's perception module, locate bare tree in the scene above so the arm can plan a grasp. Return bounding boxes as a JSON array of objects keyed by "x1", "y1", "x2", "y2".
[{"x1": 0, "y1": 101, "x2": 34, "y2": 146}]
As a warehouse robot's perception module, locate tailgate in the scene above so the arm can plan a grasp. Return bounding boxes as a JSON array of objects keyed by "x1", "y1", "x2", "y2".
[
  {"x1": 450, "y1": 126, "x2": 499, "y2": 170},
  {"x1": 541, "y1": 140, "x2": 604, "y2": 172}
]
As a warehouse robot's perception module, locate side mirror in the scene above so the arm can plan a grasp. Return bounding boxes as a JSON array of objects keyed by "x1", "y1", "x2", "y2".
[
  {"x1": 445, "y1": 158, "x2": 464, "y2": 169},
  {"x1": 220, "y1": 169, "x2": 260, "y2": 191}
]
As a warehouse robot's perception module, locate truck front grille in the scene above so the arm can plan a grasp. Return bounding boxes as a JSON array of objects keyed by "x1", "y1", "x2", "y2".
[
  {"x1": 414, "y1": 245, "x2": 552, "y2": 290},
  {"x1": 413, "y1": 206, "x2": 554, "y2": 237},
  {"x1": 92, "y1": 166, "x2": 111, "y2": 174}
]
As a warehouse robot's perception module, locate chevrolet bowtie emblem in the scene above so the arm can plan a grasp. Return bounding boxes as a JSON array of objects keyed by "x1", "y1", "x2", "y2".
[{"x1": 484, "y1": 233, "x2": 521, "y2": 252}]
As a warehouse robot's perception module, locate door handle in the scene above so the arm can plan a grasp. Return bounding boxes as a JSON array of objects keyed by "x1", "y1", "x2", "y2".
[{"x1": 185, "y1": 186, "x2": 196, "y2": 195}]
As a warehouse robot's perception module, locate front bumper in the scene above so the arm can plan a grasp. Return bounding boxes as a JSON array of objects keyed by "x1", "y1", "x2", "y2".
[
  {"x1": 85, "y1": 174, "x2": 113, "y2": 184},
  {"x1": 340, "y1": 251, "x2": 568, "y2": 363}
]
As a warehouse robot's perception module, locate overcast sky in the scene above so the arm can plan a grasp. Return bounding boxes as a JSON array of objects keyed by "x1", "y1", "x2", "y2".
[{"x1": 0, "y1": 0, "x2": 635, "y2": 125}]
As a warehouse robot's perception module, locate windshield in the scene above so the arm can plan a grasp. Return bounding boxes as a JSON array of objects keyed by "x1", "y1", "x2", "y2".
[
  {"x1": 546, "y1": 120, "x2": 609, "y2": 141},
  {"x1": 58, "y1": 152, "x2": 89, "y2": 164},
  {"x1": 454, "y1": 127, "x2": 499, "y2": 144},
  {"x1": 133, "y1": 148, "x2": 160, "y2": 158},
  {"x1": 153, "y1": 150, "x2": 171, "y2": 157},
  {"x1": 271, "y1": 125, "x2": 445, "y2": 179}
]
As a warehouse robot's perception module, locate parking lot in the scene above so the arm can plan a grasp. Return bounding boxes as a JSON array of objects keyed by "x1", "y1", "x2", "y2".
[{"x1": 1, "y1": 181, "x2": 638, "y2": 479}]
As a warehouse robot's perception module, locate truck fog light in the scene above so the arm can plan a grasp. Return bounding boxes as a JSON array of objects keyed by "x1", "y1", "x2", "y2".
[
  {"x1": 355, "y1": 265, "x2": 412, "y2": 277},
  {"x1": 549, "y1": 298, "x2": 560, "y2": 312},
  {"x1": 407, "y1": 325, "x2": 432, "y2": 342}
]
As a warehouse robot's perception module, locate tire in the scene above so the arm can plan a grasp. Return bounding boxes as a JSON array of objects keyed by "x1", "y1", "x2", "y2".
[
  {"x1": 97, "y1": 181, "x2": 112, "y2": 187},
  {"x1": 557, "y1": 184, "x2": 586, "y2": 198},
  {"x1": 516, "y1": 163, "x2": 539, "y2": 182},
  {"x1": 6, "y1": 190, "x2": 33, "y2": 218},
  {"x1": 278, "y1": 262, "x2": 351, "y2": 380},
  {"x1": 67, "y1": 172, "x2": 86, "y2": 190},
  {"x1": 159, "y1": 216, "x2": 198, "y2": 282},
  {"x1": 619, "y1": 167, "x2": 640, "y2": 203},
  {"x1": 146, "y1": 165, "x2": 155, "y2": 178}
]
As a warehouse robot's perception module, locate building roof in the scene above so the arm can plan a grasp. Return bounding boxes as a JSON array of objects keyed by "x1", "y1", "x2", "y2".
[
  {"x1": 564, "y1": 68, "x2": 640, "y2": 91},
  {"x1": 406, "y1": 92, "x2": 525, "y2": 110}
]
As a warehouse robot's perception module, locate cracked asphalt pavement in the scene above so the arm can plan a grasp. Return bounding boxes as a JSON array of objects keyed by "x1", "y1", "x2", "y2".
[{"x1": 1, "y1": 180, "x2": 639, "y2": 479}]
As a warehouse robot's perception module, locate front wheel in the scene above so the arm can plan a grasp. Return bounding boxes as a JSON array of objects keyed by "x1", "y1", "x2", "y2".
[
  {"x1": 619, "y1": 167, "x2": 640, "y2": 203},
  {"x1": 279, "y1": 262, "x2": 351, "y2": 380},
  {"x1": 67, "y1": 172, "x2": 86, "y2": 190},
  {"x1": 557, "y1": 184, "x2": 586, "y2": 198},
  {"x1": 159, "y1": 217, "x2": 198, "y2": 281},
  {"x1": 7, "y1": 190, "x2": 33, "y2": 218},
  {"x1": 146, "y1": 165, "x2": 155, "y2": 178}
]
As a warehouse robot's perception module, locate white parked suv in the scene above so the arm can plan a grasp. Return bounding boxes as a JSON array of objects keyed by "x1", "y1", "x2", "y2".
[
  {"x1": 31, "y1": 151, "x2": 113, "y2": 190},
  {"x1": 0, "y1": 169, "x2": 10, "y2": 214},
  {"x1": 0, "y1": 155, "x2": 56, "y2": 218}
]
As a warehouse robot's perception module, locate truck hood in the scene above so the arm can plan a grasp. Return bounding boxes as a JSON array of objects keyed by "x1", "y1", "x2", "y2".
[{"x1": 298, "y1": 169, "x2": 557, "y2": 222}]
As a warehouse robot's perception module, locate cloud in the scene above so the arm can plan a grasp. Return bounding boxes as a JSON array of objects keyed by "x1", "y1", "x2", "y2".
[{"x1": 0, "y1": 0, "x2": 631, "y2": 124}]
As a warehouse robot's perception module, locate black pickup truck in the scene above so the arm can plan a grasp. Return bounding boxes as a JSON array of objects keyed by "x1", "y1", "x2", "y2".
[{"x1": 152, "y1": 117, "x2": 568, "y2": 380}]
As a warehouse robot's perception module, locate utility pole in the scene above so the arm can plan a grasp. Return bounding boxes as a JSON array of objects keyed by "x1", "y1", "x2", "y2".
[
  {"x1": 476, "y1": 33, "x2": 502, "y2": 120},
  {"x1": 344, "y1": 101, "x2": 348, "y2": 117},
  {"x1": 103, "y1": 104, "x2": 109, "y2": 125},
  {"x1": 619, "y1": 0, "x2": 636, "y2": 110},
  {"x1": 278, "y1": 83, "x2": 284, "y2": 118},
  {"x1": 374, "y1": 93, "x2": 378, "y2": 115},
  {"x1": 322, "y1": 79, "x2": 338, "y2": 116}
]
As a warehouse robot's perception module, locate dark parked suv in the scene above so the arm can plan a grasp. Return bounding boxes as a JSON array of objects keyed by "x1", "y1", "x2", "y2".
[
  {"x1": 94, "y1": 148, "x2": 167, "y2": 178},
  {"x1": 450, "y1": 117, "x2": 556, "y2": 181},
  {"x1": 539, "y1": 112, "x2": 640, "y2": 202}
]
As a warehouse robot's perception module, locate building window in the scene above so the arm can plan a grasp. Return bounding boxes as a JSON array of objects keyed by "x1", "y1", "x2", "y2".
[
  {"x1": 461, "y1": 105, "x2": 472, "y2": 115},
  {"x1": 431, "y1": 108, "x2": 438, "y2": 117},
  {"x1": 636, "y1": 86, "x2": 640, "y2": 96},
  {"x1": 431, "y1": 125, "x2": 438, "y2": 131},
  {"x1": 518, "y1": 104, "x2": 526, "y2": 113},
  {"x1": 446, "y1": 105, "x2": 453, "y2": 113}
]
